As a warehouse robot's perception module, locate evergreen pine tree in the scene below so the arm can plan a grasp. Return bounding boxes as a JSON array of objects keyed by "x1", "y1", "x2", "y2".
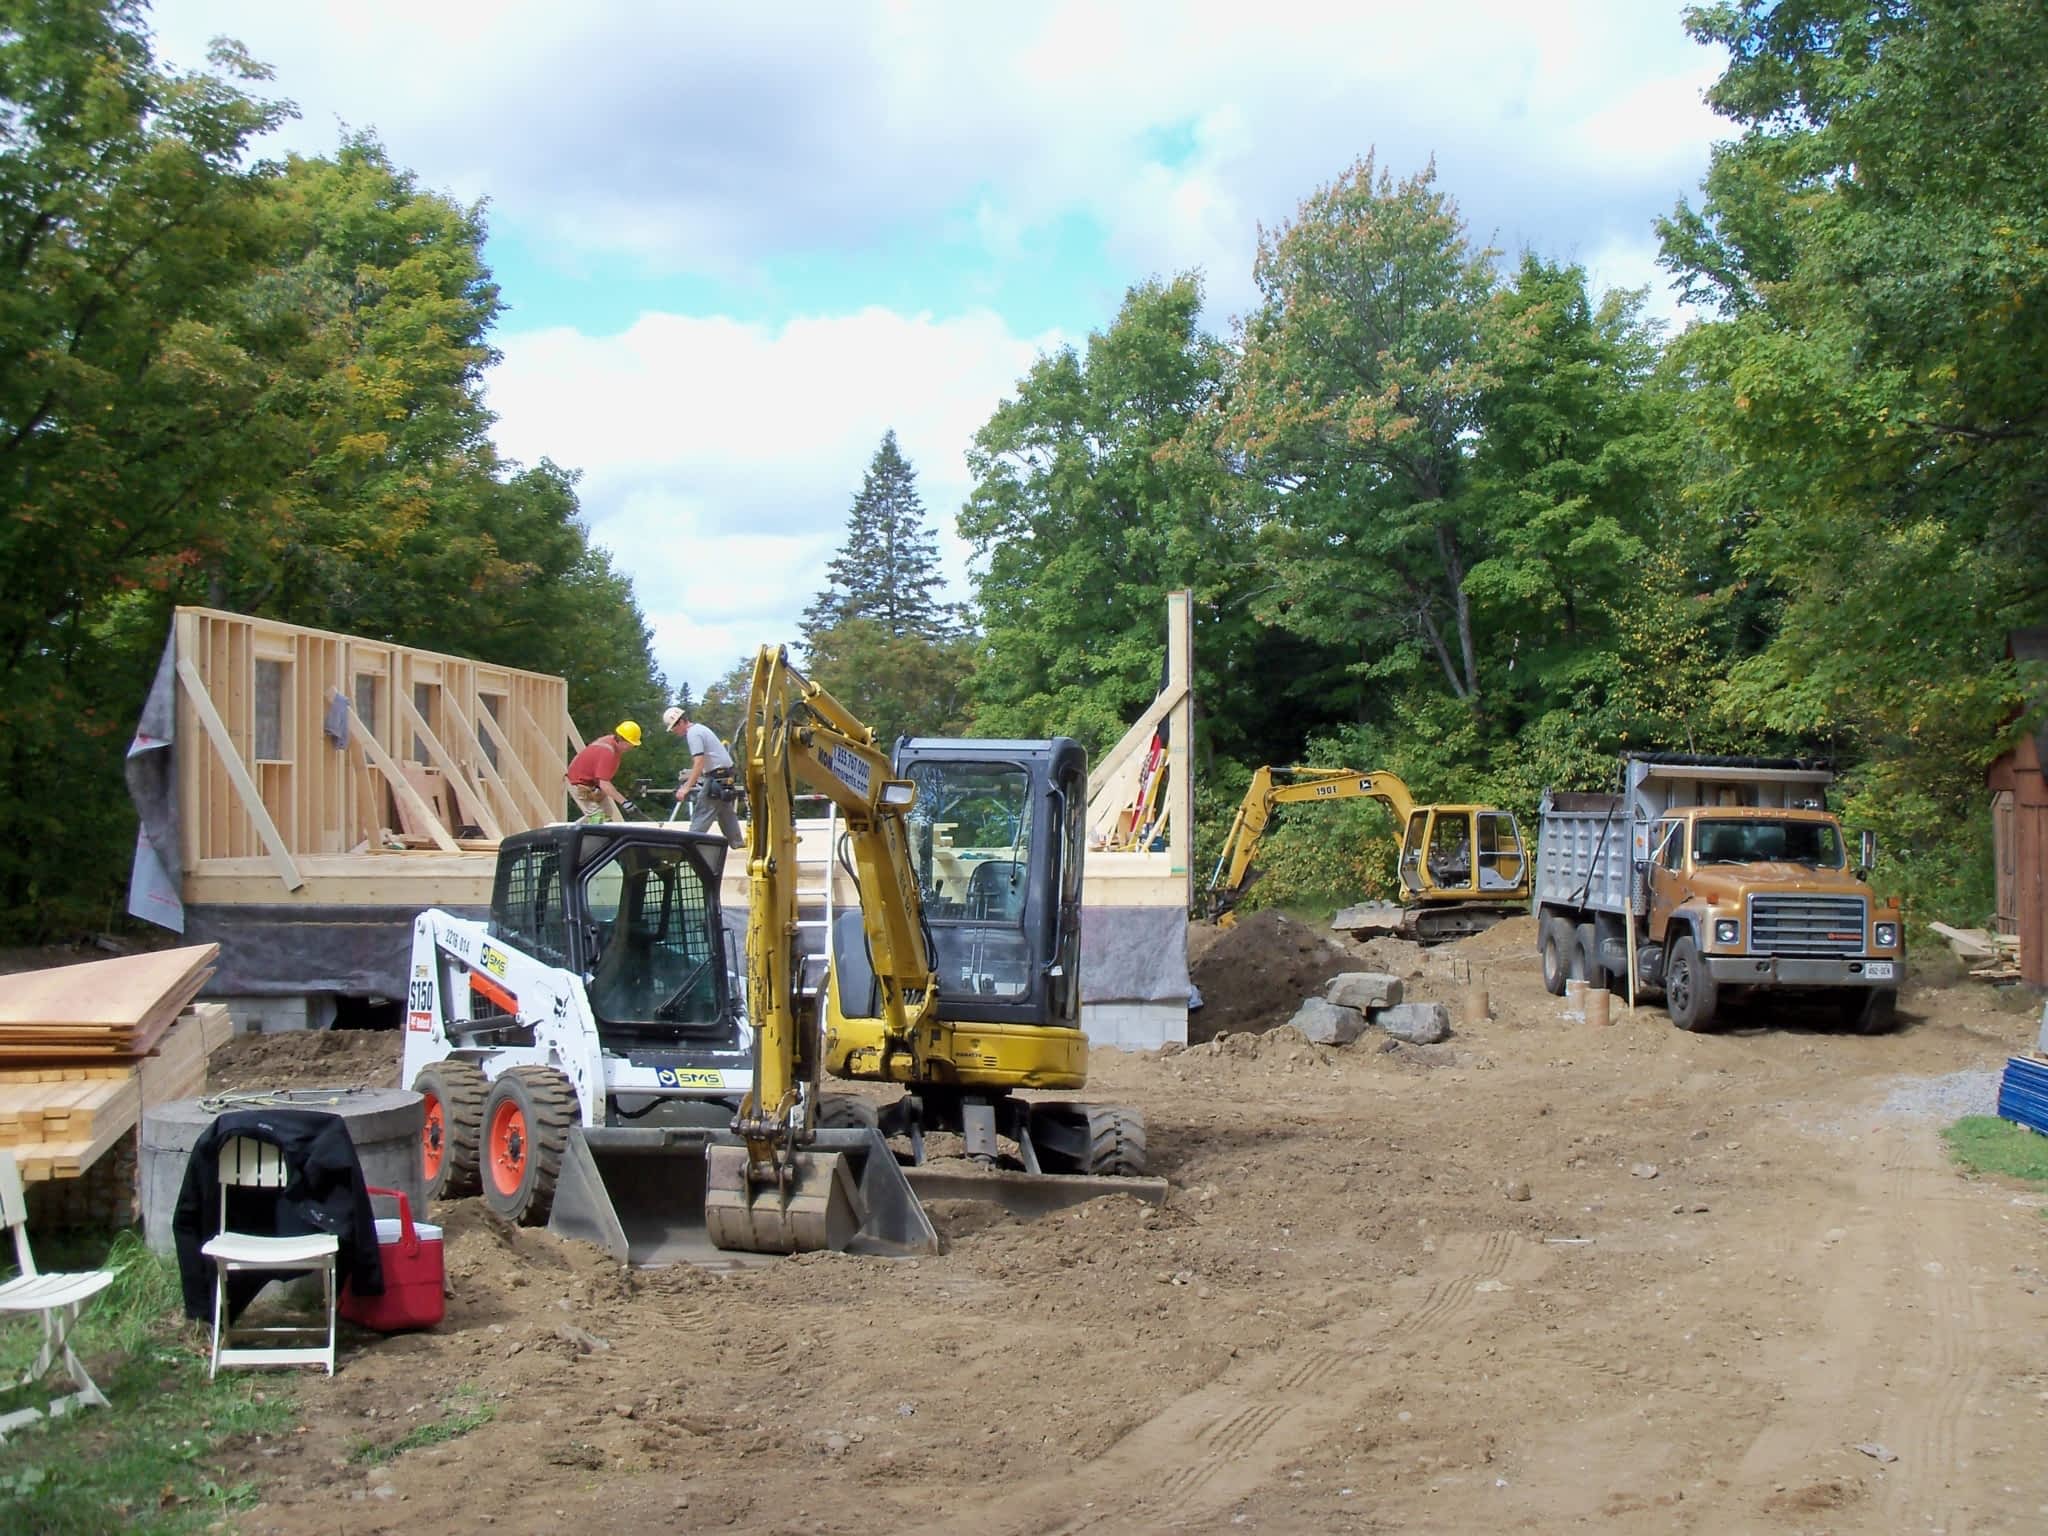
[{"x1": 801, "y1": 431, "x2": 956, "y2": 648}]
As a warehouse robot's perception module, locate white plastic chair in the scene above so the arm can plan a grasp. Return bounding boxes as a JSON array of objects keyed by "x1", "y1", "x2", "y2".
[
  {"x1": 0, "y1": 1149, "x2": 114, "y2": 1439},
  {"x1": 199, "y1": 1136, "x2": 338, "y2": 1376}
]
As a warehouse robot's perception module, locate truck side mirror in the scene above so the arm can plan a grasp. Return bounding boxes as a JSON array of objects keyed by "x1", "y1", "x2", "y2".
[{"x1": 1858, "y1": 829, "x2": 1876, "y2": 876}]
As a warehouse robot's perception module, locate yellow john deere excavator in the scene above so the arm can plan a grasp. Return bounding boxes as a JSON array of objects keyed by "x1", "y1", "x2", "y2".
[
  {"x1": 1208, "y1": 766, "x2": 1531, "y2": 943},
  {"x1": 702, "y1": 645, "x2": 1149, "y2": 1255}
]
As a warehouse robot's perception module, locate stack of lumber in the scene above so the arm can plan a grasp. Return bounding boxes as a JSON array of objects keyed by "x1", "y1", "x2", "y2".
[
  {"x1": 1928, "y1": 922, "x2": 2023, "y2": 980},
  {"x1": 0, "y1": 946, "x2": 228, "y2": 1184},
  {"x1": 0, "y1": 945, "x2": 217, "y2": 1059}
]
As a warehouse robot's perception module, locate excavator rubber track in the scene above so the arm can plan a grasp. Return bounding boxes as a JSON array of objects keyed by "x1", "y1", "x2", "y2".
[{"x1": 1330, "y1": 901, "x2": 1519, "y2": 946}]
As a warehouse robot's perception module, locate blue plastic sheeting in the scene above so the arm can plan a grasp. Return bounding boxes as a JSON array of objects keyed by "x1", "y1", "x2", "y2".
[{"x1": 1996, "y1": 1056, "x2": 2048, "y2": 1137}]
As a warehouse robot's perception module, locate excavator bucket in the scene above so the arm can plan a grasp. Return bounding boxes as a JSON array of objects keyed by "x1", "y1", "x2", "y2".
[
  {"x1": 702, "y1": 1127, "x2": 936, "y2": 1256},
  {"x1": 546, "y1": 1124, "x2": 935, "y2": 1266}
]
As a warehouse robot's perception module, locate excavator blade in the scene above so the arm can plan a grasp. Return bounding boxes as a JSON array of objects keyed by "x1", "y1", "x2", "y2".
[{"x1": 547, "y1": 1125, "x2": 936, "y2": 1265}]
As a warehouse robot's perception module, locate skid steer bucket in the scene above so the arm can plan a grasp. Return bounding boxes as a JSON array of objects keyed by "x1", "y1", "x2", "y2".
[
  {"x1": 547, "y1": 1125, "x2": 936, "y2": 1266},
  {"x1": 702, "y1": 1127, "x2": 936, "y2": 1257}
]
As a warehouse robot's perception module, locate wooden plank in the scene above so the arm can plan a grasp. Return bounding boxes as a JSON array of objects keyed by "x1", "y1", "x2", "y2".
[
  {"x1": 474, "y1": 697, "x2": 556, "y2": 828},
  {"x1": 395, "y1": 687, "x2": 503, "y2": 839},
  {"x1": 176, "y1": 657, "x2": 305, "y2": 891},
  {"x1": 11, "y1": 1075, "x2": 139, "y2": 1181},
  {"x1": 0, "y1": 947, "x2": 217, "y2": 1031},
  {"x1": 344, "y1": 699, "x2": 461, "y2": 853},
  {"x1": 518, "y1": 696, "x2": 574, "y2": 823},
  {"x1": 441, "y1": 691, "x2": 528, "y2": 834}
]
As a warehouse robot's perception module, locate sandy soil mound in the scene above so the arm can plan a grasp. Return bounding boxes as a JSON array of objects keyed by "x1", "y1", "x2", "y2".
[
  {"x1": 206, "y1": 1028, "x2": 402, "y2": 1094},
  {"x1": 1188, "y1": 911, "x2": 1353, "y2": 1042}
]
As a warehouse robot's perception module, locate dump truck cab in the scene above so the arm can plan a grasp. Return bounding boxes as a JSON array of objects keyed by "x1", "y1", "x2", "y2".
[{"x1": 1644, "y1": 803, "x2": 1903, "y2": 1005}]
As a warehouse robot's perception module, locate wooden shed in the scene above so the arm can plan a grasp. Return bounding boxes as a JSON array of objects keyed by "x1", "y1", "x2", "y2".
[
  {"x1": 127, "y1": 607, "x2": 582, "y2": 1016},
  {"x1": 1988, "y1": 627, "x2": 2048, "y2": 989}
]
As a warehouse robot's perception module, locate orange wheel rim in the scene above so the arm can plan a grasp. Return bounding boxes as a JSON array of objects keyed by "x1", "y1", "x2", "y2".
[
  {"x1": 421, "y1": 1096, "x2": 446, "y2": 1179},
  {"x1": 488, "y1": 1098, "x2": 528, "y2": 1196}
]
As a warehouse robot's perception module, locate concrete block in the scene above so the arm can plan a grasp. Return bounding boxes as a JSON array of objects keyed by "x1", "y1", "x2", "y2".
[
  {"x1": 1083, "y1": 1002, "x2": 1189, "y2": 1051},
  {"x1": 1373, "y1": 1001, "x2": 1451, "y2": 1044},
  {"x1": 1326, "y1": 972, "x2": 1403, "y2": 1010},
  {"x1": 1286, "y1": 997, "x2": 1367, "y2": 1046}
]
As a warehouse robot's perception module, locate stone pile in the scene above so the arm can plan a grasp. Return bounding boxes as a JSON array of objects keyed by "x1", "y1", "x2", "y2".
[{"x1": 1282, "y1": 971, "x2": 1452, "y2": 1047}]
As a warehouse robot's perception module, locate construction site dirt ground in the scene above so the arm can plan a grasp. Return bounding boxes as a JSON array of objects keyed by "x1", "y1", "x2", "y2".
[{"x1": 199, "y1": 916, "x2": 2048, "y2": 1536}]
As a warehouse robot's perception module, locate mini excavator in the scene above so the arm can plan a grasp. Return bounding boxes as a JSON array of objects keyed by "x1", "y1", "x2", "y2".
[{"x1": 1207, "y1": 766, "x2": 1531, "y2": 943}]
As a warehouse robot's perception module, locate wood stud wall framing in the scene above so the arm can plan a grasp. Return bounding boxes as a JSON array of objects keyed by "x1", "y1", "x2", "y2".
[{"x1": 170, "y1": 607, "x2": 575, "y2": 905}]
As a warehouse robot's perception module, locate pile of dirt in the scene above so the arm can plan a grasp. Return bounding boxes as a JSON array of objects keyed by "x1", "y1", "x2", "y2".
[
  {"x1": 205, "y1": 1027, "x2": 402, "y2": 1094},
  {"x1": 1188, "y1": 910, "x2": 1354, "y2": 1042},
  {"x1": 1167, "y1": 1024, "x2": 1334, "y2": 1071}
]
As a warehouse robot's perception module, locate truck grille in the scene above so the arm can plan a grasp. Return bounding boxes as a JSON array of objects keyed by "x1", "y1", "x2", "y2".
[{"x1": 1747, "y1": 894, "x2": 1867, "y2": 956}]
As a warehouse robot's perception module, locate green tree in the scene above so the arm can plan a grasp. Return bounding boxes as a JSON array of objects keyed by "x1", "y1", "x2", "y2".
[
  {"x1": 962, "y1": 274, "x2": 1277, "y2": 759},
  {"x1": 1659, "y1": 0, "x2": 2048, "y2": 918},
  {"x1": 0, "y1": 0, "x2": 291, "y2": 928},
  {"x1": 1228, "y1": 156, "x2": 1502, "y2": 716},
  {"x1": 801, "y1": 430, "x2": 959, "y2": 647},
  {"x1": 805, "y1": 619, "x2": 975, "y2": 747}
]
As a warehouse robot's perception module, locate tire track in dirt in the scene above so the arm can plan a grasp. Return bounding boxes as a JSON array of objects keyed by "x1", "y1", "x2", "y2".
[
  {"x1": 1875, "y1": 1133, "x2": 1987, "y2": 1536},
  {"x1": 898, "y1": 1229, "x2": 1551, "y2": 1536}
]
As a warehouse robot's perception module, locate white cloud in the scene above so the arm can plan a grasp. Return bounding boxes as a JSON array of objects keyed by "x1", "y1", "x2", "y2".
[
  {"x1": 150, "y1": 1, "x2": 1727, "y2": 308},
  {"x1": 487, "y1": 307, "x2": 1057, "y2": 693}
]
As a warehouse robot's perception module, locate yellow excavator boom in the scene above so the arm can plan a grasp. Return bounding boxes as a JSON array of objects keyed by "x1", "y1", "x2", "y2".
[{"x1": 1208, "y1": 767, "x2": 1419, "y2": 914}]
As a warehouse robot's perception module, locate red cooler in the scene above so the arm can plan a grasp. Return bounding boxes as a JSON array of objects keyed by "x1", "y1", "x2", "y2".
[{"x1": 339, "y1": 1187, "x2": 446, "y2": 1332}]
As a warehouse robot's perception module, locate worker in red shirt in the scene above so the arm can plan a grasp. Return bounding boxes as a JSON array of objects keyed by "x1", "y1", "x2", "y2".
[{"x1": 565, "y1": 721, "x2": 642, "y2": 822}]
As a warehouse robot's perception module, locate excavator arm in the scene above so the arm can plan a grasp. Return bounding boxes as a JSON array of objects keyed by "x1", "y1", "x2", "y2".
[
  {"x1": 704, "y1": 646, "x2": 943, "y2": 1254},
  {"x1": 1206, "y1": 767, "x2": 1418, "y2": 918}
]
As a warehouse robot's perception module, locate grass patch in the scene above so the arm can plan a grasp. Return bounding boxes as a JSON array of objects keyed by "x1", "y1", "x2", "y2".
[
  {"x1": 1942, "y1": 1116, "x2": 2048, "y2": 1183},
  {"x1": 0, "y1": 1231, "x2": 296, "y2": 1535},
  {"x1": 349, "y1": 1385, "x2": 496, "y2": 1465}
]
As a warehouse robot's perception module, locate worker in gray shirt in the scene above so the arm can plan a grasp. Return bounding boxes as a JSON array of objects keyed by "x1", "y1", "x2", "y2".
[{"x1": 664, "y1": 705, "x2": 742, "y2": 846}]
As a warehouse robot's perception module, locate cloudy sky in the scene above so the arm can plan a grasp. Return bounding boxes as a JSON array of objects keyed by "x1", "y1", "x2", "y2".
[{"x1": 147, "y1": 1, "x2": 1728, "y2": 697}]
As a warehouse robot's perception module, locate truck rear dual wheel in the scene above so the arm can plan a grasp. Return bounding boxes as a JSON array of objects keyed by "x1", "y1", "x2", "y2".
[
  {"x1": 1573, "y1": 922, "x2": 1610, "y2": 990},
  {"x1": 1665, "y1": 936, "x2": 1719, "y2": 1032},
  {"x1": 1539, "y1": 917, "x2": 1573, "y2": 996},
  {"x1": 480, "y1": 1066, "x2": 579, "y2": 1226}
]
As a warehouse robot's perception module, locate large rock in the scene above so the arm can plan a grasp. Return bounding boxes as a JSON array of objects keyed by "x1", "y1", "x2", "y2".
[
  {"x1": 1326, "y1": 971, "x2": 1403, "y2": 1010},
  {"x1": 1284, "y1": 997, "x2": 1367, "y2": 1046},
  {"x1": 1372, "y1": 1001, "x2": 1452, "y2": 1045}
]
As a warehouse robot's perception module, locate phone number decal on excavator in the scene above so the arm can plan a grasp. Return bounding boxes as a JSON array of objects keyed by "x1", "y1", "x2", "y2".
[{"x1": 823, "y1": 744, "x2": 871, "y2": 799}]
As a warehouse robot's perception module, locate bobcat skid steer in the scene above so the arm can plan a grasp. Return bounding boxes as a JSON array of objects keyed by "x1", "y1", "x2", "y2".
[{"x1": 401, "y1": 820, "x2": 927, "y2": 1266}]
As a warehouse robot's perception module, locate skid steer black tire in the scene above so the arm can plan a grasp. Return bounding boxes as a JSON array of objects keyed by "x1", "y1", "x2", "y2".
[
  {"x1": 480, "y1": 1066, "x2": 578, "y2": 1226},
  {"x1": 1082, "y1": 1106, "x2": 1147, "y2": 1177},
  {"x1": 413, "y1": 1059, "x2": 488, "y2": 1200},
  {"x1": 816, "y1": 1094, "x2": 880, "y2": 1131}
]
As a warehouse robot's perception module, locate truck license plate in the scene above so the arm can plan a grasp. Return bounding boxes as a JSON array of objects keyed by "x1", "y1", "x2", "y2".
[{"x1": 1865, "y1": 961, "x2": 1894, "y2": 981}]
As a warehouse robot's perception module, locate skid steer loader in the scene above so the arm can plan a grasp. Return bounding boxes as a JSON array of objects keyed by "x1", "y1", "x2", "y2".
[{"x1": 400, "y1": 820, "x2": 924, "y2": 1265}]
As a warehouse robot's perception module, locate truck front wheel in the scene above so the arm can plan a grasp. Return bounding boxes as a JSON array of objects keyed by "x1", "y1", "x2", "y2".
[
  {"x1": 1665, "y1": 936, "x2": 1718, "y2": 1032},
  {"x1": 1841, "y1": 989, "x2": 1898, "y2": 1035}
]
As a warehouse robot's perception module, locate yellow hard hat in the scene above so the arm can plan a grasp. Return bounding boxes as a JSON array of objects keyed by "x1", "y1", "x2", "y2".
[{"x1": 615, "y1": 720, "x2": 642, "y2": 747}]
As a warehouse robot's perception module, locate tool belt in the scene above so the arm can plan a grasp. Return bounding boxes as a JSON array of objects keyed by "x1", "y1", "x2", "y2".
[{"x1": 705, "y1": 768, "x2": 739, "y2": 803}]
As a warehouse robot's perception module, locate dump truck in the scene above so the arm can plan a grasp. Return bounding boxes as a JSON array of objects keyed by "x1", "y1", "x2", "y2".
[{"x1": 1534, "y1": 753, "x2": 1905, "y2": 1032}]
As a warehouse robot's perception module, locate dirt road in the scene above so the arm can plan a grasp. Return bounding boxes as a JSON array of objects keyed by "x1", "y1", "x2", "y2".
[{"x1": 213, "y1": 919, "x2": 2048, "y2": 1534}]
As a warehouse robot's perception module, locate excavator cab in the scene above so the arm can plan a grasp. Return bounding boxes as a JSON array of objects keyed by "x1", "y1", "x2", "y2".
[{"x1": 1397, "y1": 806, "x2": 1529, "y2": 901}]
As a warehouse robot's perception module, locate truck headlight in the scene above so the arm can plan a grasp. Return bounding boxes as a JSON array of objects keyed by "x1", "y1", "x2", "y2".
[
  {"x1": 1874, "y1": 922, "x2": 1898, "y2": 949},
  {"x1": 1714, "y1": 919, "x2": 1740, "y2": 945}
]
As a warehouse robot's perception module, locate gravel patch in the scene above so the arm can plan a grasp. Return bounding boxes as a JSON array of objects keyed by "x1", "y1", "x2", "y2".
[{"x1": 1872, "y1": 1069, "x2": 2002, "y2": 1124}]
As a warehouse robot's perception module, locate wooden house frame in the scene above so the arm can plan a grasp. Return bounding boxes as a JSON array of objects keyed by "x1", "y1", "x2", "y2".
[
  {"x1": 1988, "y1": 627, "x2": 2048, "y2": 989},
  {"x1": 167, "y1": 606, "x2": 579, "y2": 913}
]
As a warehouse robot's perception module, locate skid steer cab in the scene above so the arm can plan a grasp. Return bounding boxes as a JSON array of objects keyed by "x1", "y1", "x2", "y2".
[{"x1": 402, "y1": 823, "x2": 754, "y2": 1250}]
